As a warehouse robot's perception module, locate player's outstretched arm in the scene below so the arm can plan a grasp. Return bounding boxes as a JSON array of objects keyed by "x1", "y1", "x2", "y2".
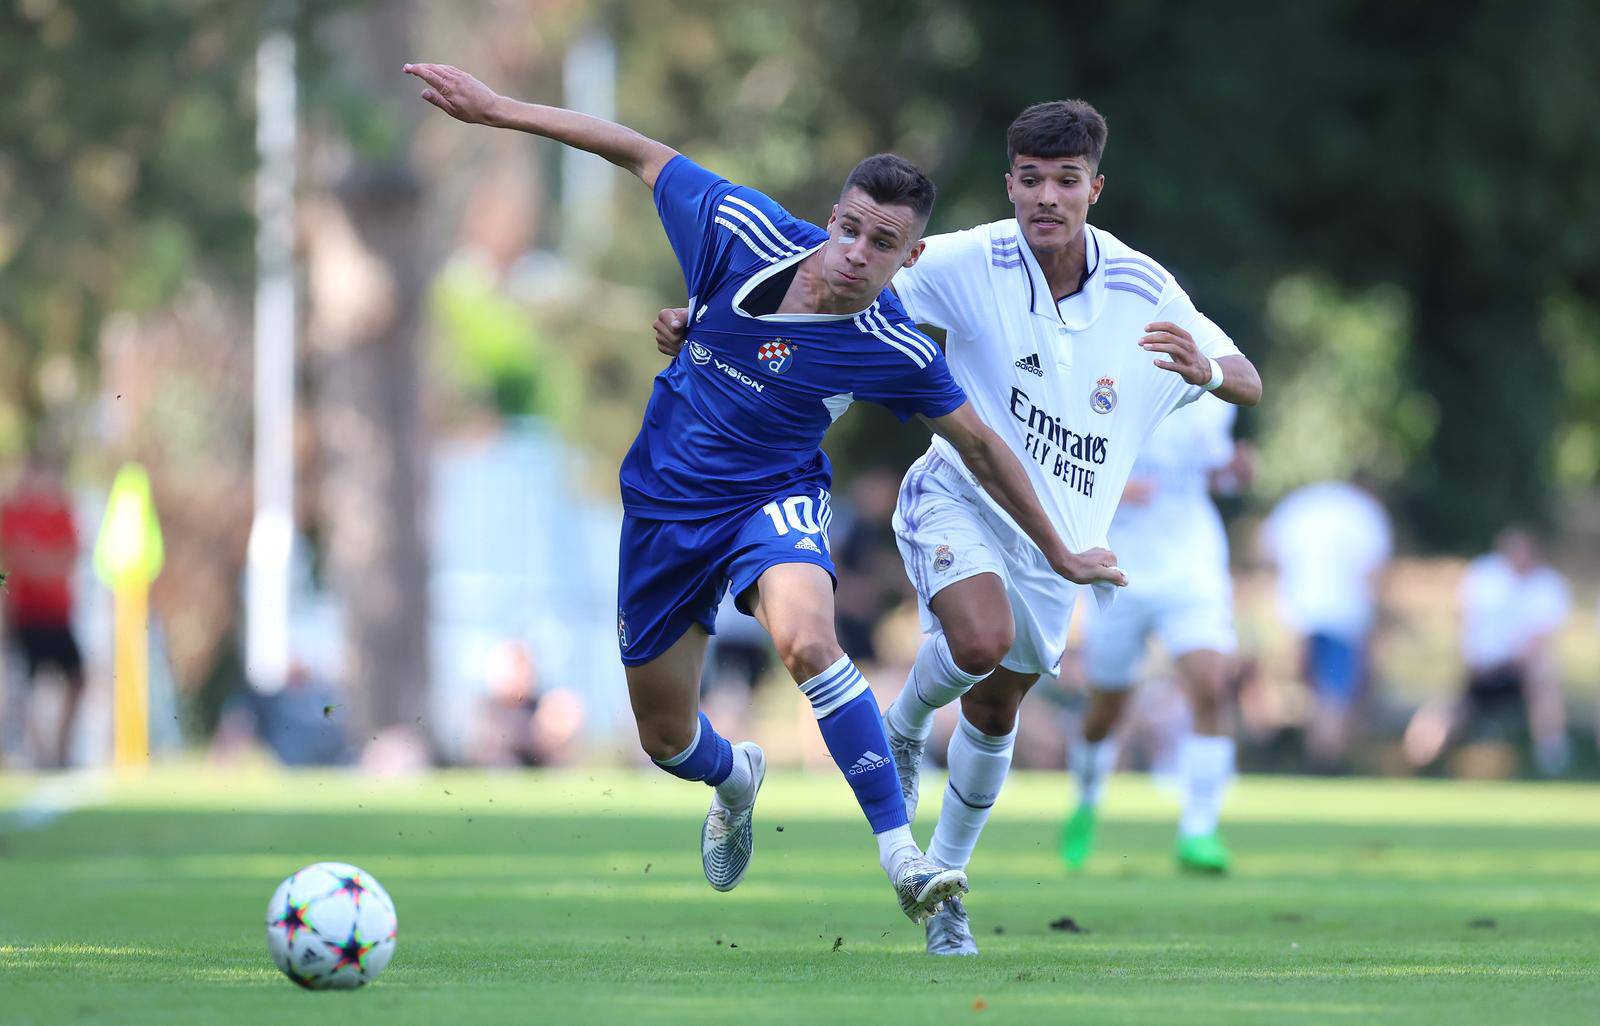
[
  {"x1": 925, "y1": 403, "x2": 1128, "y2": 588},
  {"x1": 404, "y1": 63, "x2": 678, "y2": 187},
  {"x1": 1140, "y1": 321, "x2": 1262, "y2": 406}
]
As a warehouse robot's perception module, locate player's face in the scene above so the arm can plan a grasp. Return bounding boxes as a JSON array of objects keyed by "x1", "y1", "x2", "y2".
[
  {"x1": 1005, "y1": 155, "x2": 1103, "y2": 254},
  {"x1": 823, "y1": 188, "x2": 926, "y2": 305}
]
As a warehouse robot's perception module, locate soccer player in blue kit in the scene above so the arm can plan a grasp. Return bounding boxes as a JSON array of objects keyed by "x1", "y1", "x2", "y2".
[{"x1": 405, "y1": 63, "x2": 1124, "y2": 923}]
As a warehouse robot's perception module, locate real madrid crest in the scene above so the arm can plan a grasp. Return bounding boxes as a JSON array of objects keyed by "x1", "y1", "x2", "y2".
[
  {"x1": 933, "y1": 544, "x2": 955, "y2": 572},
  {"x1": 757, "y1": 339, "x2": 797, "y2": 375},
  {"x1": 1090, "y1": 376, "x2": 1117, "y2": 414}
]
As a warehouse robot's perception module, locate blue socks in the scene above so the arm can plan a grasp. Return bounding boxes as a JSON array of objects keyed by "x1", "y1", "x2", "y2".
[
  {"x1": 801, "y1": 656, "x2": 908, "y2": 834},
  {"x1": 653, "y1": 659, "x2": 909, "y2": 837},
  {"x1": 653, "y1": 712, "x2": 733, "y2": 786}
]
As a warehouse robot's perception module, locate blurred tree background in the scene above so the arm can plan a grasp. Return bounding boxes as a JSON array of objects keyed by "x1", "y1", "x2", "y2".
[{"x1": 1, "y1": 0, "x2": 1596, "y2": 720}]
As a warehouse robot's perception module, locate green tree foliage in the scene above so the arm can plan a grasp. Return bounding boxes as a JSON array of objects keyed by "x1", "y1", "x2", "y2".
[
  {"x1": 896, "y1": 0, "x2": 1600, "y2": 547},
  {"x1": 0, "y1": 1, "x2": 264, "y2": 450}
]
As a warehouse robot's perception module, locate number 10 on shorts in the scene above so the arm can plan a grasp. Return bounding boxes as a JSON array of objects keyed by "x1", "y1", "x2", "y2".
[{"x1": 762, "y1": 494, "x2": 828, "y2": 542}]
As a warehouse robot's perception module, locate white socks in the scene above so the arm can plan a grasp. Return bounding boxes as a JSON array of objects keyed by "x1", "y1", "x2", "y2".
[
  {"x1": 876, "y1": 823, "x2": 919, "y2": 878},
  {"x1": 927, "y1": 713, "x2": 1016, "y2": 871},
  {"x1": 886, "y1": 633, "x2": 991, "y2": 742},
  {"x1": 715, "y1": 746, "x2": 755, "y2": 808},
  {"x1": 1071, "y1": 737, "x2": 1120, "y2": 808},
  {"x1": 1178, "y1": 734, "x2": 1235, "y2": 838}
]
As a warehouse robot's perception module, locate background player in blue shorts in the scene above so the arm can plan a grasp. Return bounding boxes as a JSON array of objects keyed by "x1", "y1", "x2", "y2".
[{"x1": 405, "y1": 62, "x2": 1124, "y2": 924}]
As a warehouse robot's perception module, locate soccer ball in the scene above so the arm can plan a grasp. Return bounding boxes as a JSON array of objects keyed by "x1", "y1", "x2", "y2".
[{"x1": 265, "y1": 861, "x2": 397, "y2": 989}]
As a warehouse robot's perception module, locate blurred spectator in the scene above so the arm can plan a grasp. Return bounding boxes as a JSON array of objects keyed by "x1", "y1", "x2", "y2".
[
  {"x1": 830, "y1": 467, "x2": 914, "y2": 675},
  {"x1": 210, "y1": 658, "x2": 352, "y2": 767},
  {"x1": 699, "y1": 590, "x2": 776, "y2": 742},
  {"x1": 0, "y1": 449, "x2": 85, "y2": 768},
  {"x1": 1404, "y1": 527, "x2": 1572, "y2": 775},
  {"x1": 468, "y1": 639, "x2": 585, "y2": 767},
  {"x1": 1260, "y1": 478, "x2": 1393, "y2": 770}
]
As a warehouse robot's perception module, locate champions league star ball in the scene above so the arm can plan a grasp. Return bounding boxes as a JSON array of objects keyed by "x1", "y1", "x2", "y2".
[{"x1": 265, "y1": 862, "x2": 397, "y2": 989}]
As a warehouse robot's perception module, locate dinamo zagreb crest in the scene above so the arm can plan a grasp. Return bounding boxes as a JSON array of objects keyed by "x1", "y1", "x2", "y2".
[{"x1": 757, "y1": 339, "x2": 797, "y2": 374}]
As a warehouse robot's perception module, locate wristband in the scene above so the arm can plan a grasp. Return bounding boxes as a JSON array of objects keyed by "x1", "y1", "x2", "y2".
[{"x1": 1203, "y1": 357, "x2": 1225, "y2": 392}]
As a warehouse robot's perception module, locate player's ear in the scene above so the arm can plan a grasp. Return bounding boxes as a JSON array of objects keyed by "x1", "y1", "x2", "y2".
[
  {"x1": 902, "y1": 239, "x2": 927, "y2": 269},
  {"x1": 1089, "y1": 173, "x2": 1105, "y2": 205},
  {"x1": 826, "y1": 203, "x2": 839, "y2": 227},
  {"x1": 1004, "y1": 171, "x2": 1015, "y2": 204}
]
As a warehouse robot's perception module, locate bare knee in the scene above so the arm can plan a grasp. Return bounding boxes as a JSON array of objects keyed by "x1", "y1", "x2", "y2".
[
  {"x1": 961, "y1": 680, "x2": 1033, "y2": 737},
  {"x1": 945, "y1": 621, "x2": 1015, "y2": 676},
  {"x1": 1083, "y1": 689, "x2": 1129, "y2": 742},
  {"x1": 769, "y1": 619, "x2": 844, "y2": 683},
  {"x1": 1182, "y1": 659, "x2": 1232, "y2": 733},
  {"x1": 635, "y1": 714, "x2": 698, "y2": 763}
]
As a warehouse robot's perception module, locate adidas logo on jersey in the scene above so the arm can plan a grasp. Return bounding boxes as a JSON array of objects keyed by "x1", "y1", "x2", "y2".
[
  {"x1": 849, "y1": 749, "x2": 891, "y2": 775},
  {"x1": 794, "y1": 536, "x2": 821, "y2": 554},
  {"x1": 1014, "y1": 353, "x2": 1044, "y2": 376}
]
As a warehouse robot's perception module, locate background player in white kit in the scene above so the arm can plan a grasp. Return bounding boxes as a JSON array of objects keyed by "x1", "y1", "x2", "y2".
[
  {"x1": 655, "y1": 100, "x2": 1262, "y2": 953},
  {"x1": 1065, "y1": 393, "x2": 1248, "y2": 875}
]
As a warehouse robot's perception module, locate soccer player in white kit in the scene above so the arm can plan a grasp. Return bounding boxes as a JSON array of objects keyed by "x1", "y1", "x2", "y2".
[
  {"x1": 655, "y1": 100, "x2": 1262, "y2": 954},
  {"x1": 1065, "y1": 393, "x2": 1245, "y2": 876},
  {"x1": 879, "y1": 100, "x2": 1261, "y2": 955}
]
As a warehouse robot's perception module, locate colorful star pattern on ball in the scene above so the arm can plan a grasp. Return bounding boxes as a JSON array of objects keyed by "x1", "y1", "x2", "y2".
[
  {"x1": 272, "y1": 896, "x2": 313, "y2": 946},
  {"x1": 329, "y1": 927, "x2": 378, "y2": 974},
  {"x1": 333, "y1": 872, "x2": 367, "y2": 906}
]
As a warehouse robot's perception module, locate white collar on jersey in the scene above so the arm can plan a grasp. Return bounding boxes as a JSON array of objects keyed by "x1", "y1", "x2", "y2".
[
  {"x1": 1016, "y1": 224, "x2": 1104, "y2": 327},
  {"x1": 731, "y1": 242, "x2": 876, "y2": 322}
]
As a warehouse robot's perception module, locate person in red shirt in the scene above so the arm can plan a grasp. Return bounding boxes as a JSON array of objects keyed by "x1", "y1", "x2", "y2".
[{"x1": 1, "y1": 450, "x2": 84, "y2": 768}]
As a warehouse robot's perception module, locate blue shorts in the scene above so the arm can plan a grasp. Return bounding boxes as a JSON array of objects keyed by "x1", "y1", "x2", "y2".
[
  {"x1": 1305, "y1": 631, "x2": 1366, "y2": 706},
  {"x1": 617, "y1": 487, "x2": 835, "y2": 666}
]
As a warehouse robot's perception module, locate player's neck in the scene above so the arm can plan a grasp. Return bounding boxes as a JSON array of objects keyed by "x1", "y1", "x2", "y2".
[
  {"x1": 782, "y1": 252, "x2": 873, "y2": 316},
  {"x1": 1029, "y1": 227, "x2": 1090, "y2": 302}
]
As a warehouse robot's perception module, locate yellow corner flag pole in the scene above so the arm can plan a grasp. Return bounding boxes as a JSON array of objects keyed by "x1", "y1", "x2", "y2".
[{"x1": 93, "y1": 463, "x2": 165, "y2": 772}]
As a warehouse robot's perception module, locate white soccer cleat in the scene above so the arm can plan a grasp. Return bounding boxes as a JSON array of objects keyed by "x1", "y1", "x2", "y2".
[
  {"x1": 887, "y1": 726, "x2": 926, "y2": 824},
  {"x1": 701, "y1": 742, "x2": 765, "y2": 892},
  {"x1": 893, "y1": 852, "x2": 968, "y2": 924},
  {"x1": 925, "y1": 896, "x2": 979, "y2": 956}
]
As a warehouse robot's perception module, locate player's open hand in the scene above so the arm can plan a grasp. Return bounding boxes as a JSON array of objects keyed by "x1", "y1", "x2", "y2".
[
  {"x1": 654, "y1": 307, "x2": 690, "y2": 358},
  {"x1": 404, "y1": 63, "x2": 502, "y2": 125},
  {"x1": 1054, "y1": 547, "x2": 1128, "y2": 587},
  {"x1": 1140, "y1": 321, "x2": 1210, "y2": 386}
]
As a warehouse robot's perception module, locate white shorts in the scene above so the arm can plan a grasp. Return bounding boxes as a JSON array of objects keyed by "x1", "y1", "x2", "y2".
[
  {"x1": 1079, "y1": 578, "x2": 1236, "y2": 689},
  {"x1": 892, "y1": 450, "x2": 1077, "y2": 677}
]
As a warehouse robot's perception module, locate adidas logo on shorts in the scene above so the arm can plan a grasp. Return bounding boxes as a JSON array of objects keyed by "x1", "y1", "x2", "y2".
[
  {"x1": 849, "y1": 749, "x2": 891, "y2": 775},
  {"x1": 1014, "y1": 353, "x2": 1043, "y2": 376},
  {"x1": 794, "y1": 536, "x2": 821, "y2": 554}
]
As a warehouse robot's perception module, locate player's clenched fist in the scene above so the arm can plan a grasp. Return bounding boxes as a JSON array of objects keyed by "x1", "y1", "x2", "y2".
[
  {"x1": 654, "y1": 307, "x2": 690, "y2": 358},
  {"x1": 1053, "y1": 546, "x2": 1127, "y2": 587},
  {"x1": 404, "y1": 63, "x2": 503, "y2": 125}
]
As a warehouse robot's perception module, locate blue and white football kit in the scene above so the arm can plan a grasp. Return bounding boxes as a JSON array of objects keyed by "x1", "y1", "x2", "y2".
[{"x1": 622, "y1": 155, "x2": 965, "y2": 848}]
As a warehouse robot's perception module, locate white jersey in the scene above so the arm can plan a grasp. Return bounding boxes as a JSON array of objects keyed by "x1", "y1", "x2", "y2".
[
  {"x1": 1105, "y1": 395, "x2": 1237, "y2": 597},
  {"x1": 1260, "y1": 481, "x2": 1392, "y2": 639},
  {"x1": 893, "y1": 221, "x2": 1241, "y2": 567},
  {"x1": 1459, "y1": 555, "x2": 1570, "y2": 670}
]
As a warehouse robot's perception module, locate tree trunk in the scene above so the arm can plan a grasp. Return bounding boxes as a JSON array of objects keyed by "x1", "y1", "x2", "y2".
[{"x1": 304, "y1": 0, "x2": 430, "y2": 753}]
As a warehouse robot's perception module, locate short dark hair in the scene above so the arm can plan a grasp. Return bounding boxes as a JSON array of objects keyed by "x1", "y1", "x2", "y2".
[
  {"x1": 1007, "y1": 100, "x2": 1108, "y2": 170},
  {"x1": 841, "y1": 153, "x2": 937, "y2": 222}
]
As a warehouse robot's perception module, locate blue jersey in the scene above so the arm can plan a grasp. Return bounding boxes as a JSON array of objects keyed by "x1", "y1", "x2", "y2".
[{"x1": 619, "y1": 156, "x2": 967, "y2": 520}]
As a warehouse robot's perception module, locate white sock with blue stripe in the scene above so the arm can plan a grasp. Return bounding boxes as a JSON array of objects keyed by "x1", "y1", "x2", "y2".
[
  {"x1": 928, "y1": 712, "x2": 1016, "y2": 871},
  {"x1": 886, "y1": 633, "x2": 990, "y2": 742}
]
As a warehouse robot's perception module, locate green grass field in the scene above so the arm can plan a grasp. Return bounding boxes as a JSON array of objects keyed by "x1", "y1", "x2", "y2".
[{"x1": 2, "y1": 768, "x2": 1597, "y2": 1025}]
